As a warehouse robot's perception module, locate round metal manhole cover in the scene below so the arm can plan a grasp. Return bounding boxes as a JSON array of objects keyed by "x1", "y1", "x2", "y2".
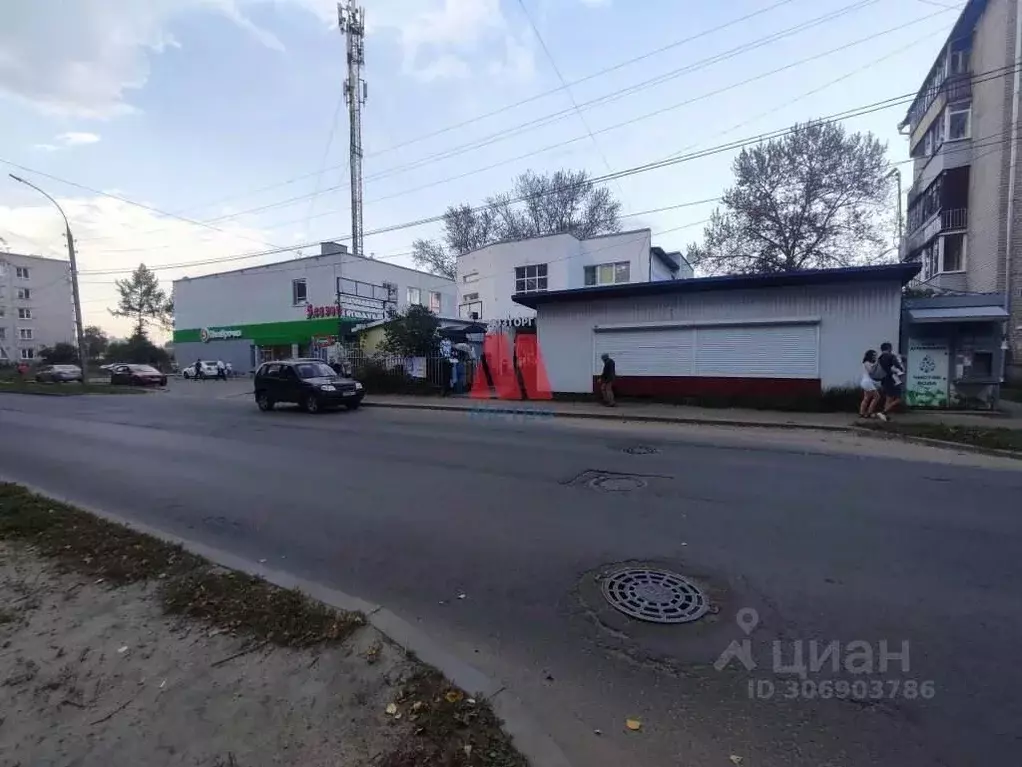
[
  {"x1": 623, "y1": 445, "x2": 658, "y2": 455},
  {"x1": 588, "y1": 475, "x2": 648, "y2": 492},
  {"x1": 600, "y1": 567, "x2": 709, "y2": 624}
]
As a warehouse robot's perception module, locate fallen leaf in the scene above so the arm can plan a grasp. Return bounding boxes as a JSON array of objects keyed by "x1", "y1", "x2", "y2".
[
  {"x1": 445, "y1": 690, "x2": 464, "y2": 704},
  {"x1": 457, "y1": 593, "x2": 467, "y2": 600},
  {"x1": 393, "y1": 712, "x2": 402, "y2": 720},
  {"x1": 411, "y1": 701, "x2": 424, "y2": 712},
  {"x1": 729, "y1": 757, "x2": 743, "y2": 765},
  {"x1": 625, "y1": 719, "x2": 642, "y2": 731},
  {"x1": 463, "y1": 745, "x2": 473, "y2": 757},
  {"x1": 466, "y1": 698, "x2": 476, "y2": 705},
  {"x1": 117, "y1": 646, "x2": 128, "y2": 654},
  {"x1": 385, "y1": 703, "x2": 398, "y2": 716}
]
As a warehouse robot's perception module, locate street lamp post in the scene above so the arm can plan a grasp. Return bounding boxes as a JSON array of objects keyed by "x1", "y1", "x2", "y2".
[
  {"x1": 9, "y1": 174, "x2": 88, "y2": 381},
  {"x1": 887, "y1": 167, "x2": 903, "y2": 257}
]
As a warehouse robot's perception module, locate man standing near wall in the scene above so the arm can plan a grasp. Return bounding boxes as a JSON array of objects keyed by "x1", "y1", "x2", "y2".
[{"x1": 600, "y1": 353, "x2": 616, "y2": 407}]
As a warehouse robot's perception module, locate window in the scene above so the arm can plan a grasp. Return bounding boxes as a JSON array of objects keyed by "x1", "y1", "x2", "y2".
[
  {"x1": 941, "y1": 233, "x2": 966, "y2": 272},
  {"x1": 0, "y1": 306, "x2": 4, "y2": 317},
  {"x1": 407, "y1": 287, "x2": 422, "y2": 305},
  {"x1": 584, "y1": 261, "x2": 631, "y2": 286},
  {"x1": 462, "y1": 292, "x2": 480, "y2": 302},
  {"x1": 459, "y1": 301, "x2": 482, "y2": 320},
  {"x1": 20, "y1": 348, "x2": 34, "y2": 360},
  {"x1": 15, "y1": 266, "x2": 29, "y2": 279},
  {"x1": 0, "y1": 328, "x2": 6, "y2": 340},
  {"x1": 292, "y1": 278, "x2": 307, "y2": 305},
  {"x1": 18, "y1": 308, "x2": 31, "y2": 320},
  {"x1": 429, "y1": 291, "x2": 442, "y2": 313},
  {"x1": 514, "y1": 264, "x2": 548, "y2": 293},
  {"x1": 16, "y1": 288, "x2": 30, "y2": 300},
  {"x1": 18, "y1": 328, "x2": 32, "y2": 340},
  {"x1": 948, "y1": 105, "x2": 971, "y2": 141},
  {"x1": 337, "y1": 278, "x2": 390, "y2": 301},
  {"x1": 949, "y1": 47, "x2": 969, "y2": 75},
  {"x1": 462, "y1": 272, "x2": 479, "y2": 284}
]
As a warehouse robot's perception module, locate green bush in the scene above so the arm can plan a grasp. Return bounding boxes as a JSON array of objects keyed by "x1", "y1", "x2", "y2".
[{"x1": 353, "y1": 359, "x2": 436, "y2": 395}]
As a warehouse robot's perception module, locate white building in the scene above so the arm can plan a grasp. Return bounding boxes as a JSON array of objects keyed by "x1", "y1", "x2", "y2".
[
  {"x1": 0, "y1": 252, "x2": 74, "y2": 363},
  {"x1": 172, "y1": 241, "x2": 456, "y2": 372},
  {"x1": 511, "y1": 263, "x2": 919, "y2": 399},
  {"x1": 455, "y1": 228, "x2": 691, "y2": 322}
]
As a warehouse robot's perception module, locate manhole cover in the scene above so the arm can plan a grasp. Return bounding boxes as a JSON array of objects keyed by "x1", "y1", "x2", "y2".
[
  {"x1": 588, "y1": 475, "x2": 647, "y2": 492},
  {"x1": 623, "y1": 445, "x2": 658, "y2": 455},
  {"x1": 600, "y1": 567, "x2": 709, "y2": 624}
]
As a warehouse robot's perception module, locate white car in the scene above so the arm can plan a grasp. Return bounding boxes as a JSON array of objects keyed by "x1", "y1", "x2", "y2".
[{"x1": 182, "y1": 360, "x2": 220, "y2": 379}]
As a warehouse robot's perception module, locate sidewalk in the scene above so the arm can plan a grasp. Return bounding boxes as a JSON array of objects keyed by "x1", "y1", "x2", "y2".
[{"x1": 363, "y1": 394, "x2": 1022, "y2": 431}]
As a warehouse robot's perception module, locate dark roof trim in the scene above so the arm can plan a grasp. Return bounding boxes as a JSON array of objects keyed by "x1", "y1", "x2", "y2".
[{"x1": 512, "y1": 263, "x2": 921, "y2": 308}]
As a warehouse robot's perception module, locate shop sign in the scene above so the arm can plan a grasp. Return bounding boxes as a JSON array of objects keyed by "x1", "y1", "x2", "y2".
[
  {"x1": 199, "y1": 326, "x2": 242, "y2": 343},
  {"x1": 306, "y1": 299, "x2": 386, "y2": 321},
  {"x1": 487, "y1": 316, "x2": 535, "y2": 332},
  {"x1": 905, "y1": 339, "x2": 949, "y2": 408}
]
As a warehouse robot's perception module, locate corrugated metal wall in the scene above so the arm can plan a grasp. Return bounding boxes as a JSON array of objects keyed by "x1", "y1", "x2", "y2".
[{"x1": 537, "y1": 282, "x2": 903, "y2": 392}]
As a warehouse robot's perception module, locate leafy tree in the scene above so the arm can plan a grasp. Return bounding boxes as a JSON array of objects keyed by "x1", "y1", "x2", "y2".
[
  {"x1": 686, "y1": 122, "x2": 896, "y2": 275},
  {"x1": 82, "y1": 325, "x2": 110, "y2": 360},
  {"x1": 105, "y1": 332, "x2": 171, "y2": 368},
  {"x1": 381, "y1": 305, "x2": 440, "y2": 357},
  {"x1": 412, "y1": 169, "x2": 621, "y2": 278},
  {"x1": 110, "y1": 264, "x2": 173, "y2": 338},
  {"x1": 39, "y1": 342, "x2": 79, "y2": 365}
]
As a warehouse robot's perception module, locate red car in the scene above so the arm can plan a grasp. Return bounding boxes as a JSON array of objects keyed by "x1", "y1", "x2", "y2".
[{"x1": 110, "y1": 364, "x2": 168, "y2": 387}]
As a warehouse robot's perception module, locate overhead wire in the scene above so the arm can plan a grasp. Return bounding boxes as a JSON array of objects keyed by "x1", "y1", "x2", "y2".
[{"x1": 77, "y1": 2, "x2": 958, "y2": 257}]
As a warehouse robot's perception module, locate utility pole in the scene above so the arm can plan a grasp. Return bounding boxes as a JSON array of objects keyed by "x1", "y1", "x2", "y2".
[
  {"x1": 9, "y1": 174, "x2": 88, "y2": 382},
  {"x1": 338, "y1": 1, "x2": 366, "y2": 260}
]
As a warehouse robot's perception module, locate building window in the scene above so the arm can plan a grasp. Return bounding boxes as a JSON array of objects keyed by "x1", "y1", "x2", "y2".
[
  {"x1": 407, "y1": 287, "x2": 422, "y2": 305},
  {"x1": 941, "y1": 233, "x2": 966, "y2": 272},
  {"x1": 584, "y1": 261, "x2": 631, "y2": 286},
  {"x1": 947, "y1": 105, "x2": 971, "y2": 141},
  {"x1": 459, "y1": 301, "x2": 482, "y2": 320},
  {"x1": 462, "y1": 292, "x2": 480, "y2": 302},
  {"x1": 429, "y1": 291, "x2": 442, "y2": 313},
  {"x1": 462, "y1": 272, "x2": 479, "y2": 284},
  {"x1": 16, "y1": 288, "x2": 30, "y2": 300},
  {"x1": 0, "y1": 306, "x2": 5, "y2": 317},
  {"x1": 338, "y1": 278, "x2": 391, "y2": 301},
  {"x1": 20, "y1": 348, "x2": 34, "y2": 360},
  {"x1": 19, "y1": 328, "x2": 32, "y2": 340},
  {"x1": 15, "y1": 266, "x2": 29, "y2": 279},
  {"x1": 0, "y1": 327, "x2": 6, "y2": 340},
  {"x1": 514, "y1": 264, "x2": 548, "y2": 293},
  {"x1": 292, "y1": 278, "x2": 307, "y2": 305},
  {"x1": 18, "y1": 308, "x2": 31, "y2": 320}
]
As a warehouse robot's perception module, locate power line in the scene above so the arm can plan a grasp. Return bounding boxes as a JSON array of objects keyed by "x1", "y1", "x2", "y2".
[
  {"x1": 79, "y1": 2, "x2": 954, "y2": 257},
  {"x1": 87, "y1": 0, "x2": 804, "y2": 226},
  {"x1": 73, "y1": 0, "x2": 878, "y2": 245}
]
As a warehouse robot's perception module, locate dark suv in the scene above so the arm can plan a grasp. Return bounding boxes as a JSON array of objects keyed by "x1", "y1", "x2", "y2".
[{"x1": 254, "y1": 359, "x2": 364, "y2": 413}]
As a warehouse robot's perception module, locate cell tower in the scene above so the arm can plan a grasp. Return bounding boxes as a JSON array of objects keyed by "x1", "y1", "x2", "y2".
[{"x1": 338, "y1": 1, "x2": 366, "y2": 259}]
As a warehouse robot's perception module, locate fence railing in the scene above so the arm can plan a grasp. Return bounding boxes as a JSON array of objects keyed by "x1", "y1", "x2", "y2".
[{"x1": 347, "y1": 353, "x2": 478, "y2": 394}]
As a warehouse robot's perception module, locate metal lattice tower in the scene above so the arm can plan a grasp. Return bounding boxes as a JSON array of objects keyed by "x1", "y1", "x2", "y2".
[{"x1": 338, "y1": 1, "x2": 366, "y2": 260}]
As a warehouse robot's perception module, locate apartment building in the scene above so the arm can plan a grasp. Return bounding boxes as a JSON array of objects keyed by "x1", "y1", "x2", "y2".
[
  {"x1": 455, "y1": 228, "x2": 691, "y2": 322},
  {"x1": 900, "y1": 0, "x2": 1022, "y2": 383},
  {"x1": 172, "y1": 241, "x2": 456, "y2": 372},
  {"x1": 0, "y1": 252, "x2": 74, "y2": 364}
]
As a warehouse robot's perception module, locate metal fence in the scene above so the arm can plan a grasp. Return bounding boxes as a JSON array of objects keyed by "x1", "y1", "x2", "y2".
[{"x1": 347, "y1": 352, "x2": 478, "y2": 393}]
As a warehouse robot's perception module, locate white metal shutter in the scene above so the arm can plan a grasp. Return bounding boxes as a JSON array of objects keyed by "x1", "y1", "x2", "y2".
[
  {"x1": 594, "y1": 329, "x2": 695, "y2": 376},
  {"x1": 695, "y1": 325, "x2": 818, "y2": 378}
]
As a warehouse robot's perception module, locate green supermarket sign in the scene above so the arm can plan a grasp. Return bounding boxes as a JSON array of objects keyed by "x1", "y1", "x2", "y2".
[{"x1": 199, "y1": 327, "x2": 243, "y2": 343}]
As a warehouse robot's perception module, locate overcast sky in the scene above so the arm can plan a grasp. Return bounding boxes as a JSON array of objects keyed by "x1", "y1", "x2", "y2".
[{"x1": 0, "y1": 0, "x2": 960, "y2": 337}]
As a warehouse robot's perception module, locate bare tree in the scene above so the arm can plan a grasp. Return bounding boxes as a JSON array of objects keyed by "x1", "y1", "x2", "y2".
[
  {"x1": 687, "y1": 122, "x2": 896, "y2": 275},
  {"x1": 412, "y1": 169, "x2": 621, "y2": 278}
]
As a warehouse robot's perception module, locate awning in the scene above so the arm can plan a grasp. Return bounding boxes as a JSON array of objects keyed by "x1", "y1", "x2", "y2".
[{"x1": 907, "y1": 306, "x2": 1009, "y2": 323}]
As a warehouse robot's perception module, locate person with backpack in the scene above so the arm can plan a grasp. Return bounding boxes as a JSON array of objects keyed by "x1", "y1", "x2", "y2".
[{"x1": 873, "y1": 342, "x2": 905, "y2": 421}]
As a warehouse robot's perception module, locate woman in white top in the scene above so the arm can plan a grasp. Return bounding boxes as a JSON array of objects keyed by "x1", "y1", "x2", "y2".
[{"x1": 859, "y1": 349, "x2": 880, "y2": 418}]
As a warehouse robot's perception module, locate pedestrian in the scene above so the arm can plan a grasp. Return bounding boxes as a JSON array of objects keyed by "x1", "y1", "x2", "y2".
[
  {"x1": 216, "y1": 360, "x2": 227, "y2": 381},
  {"x1": 193, "y1": 359, "x2": 203, "y2": 381},
  {"x1": 225, "y1": 361, "x2": 233, "y2": 378},
  {"x1": 859, "y1": 349, "x2": 881, "y2": 418},
  {"x1": 599, "y1": 352, "x2": 616, "y2": 407},
  {"x1": 874, "y1": 342, "x2": 906, "y2": 421}
]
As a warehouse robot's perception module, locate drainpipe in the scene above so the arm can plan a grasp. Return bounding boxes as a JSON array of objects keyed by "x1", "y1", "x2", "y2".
[{"x1": 1003, "y1": 0, "x2": 1022, "y2": 381}]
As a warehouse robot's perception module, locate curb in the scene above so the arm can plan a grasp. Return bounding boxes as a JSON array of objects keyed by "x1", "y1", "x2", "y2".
[
  {"x1": 0, "y1": 476, "x2": 573, "y2": 767},
  {"x1": 361, "y1": 399, "x2": 855, "y2": 433},
  {"x1": 851, "y1": 425, "x2": 1022, "y2": 461}
]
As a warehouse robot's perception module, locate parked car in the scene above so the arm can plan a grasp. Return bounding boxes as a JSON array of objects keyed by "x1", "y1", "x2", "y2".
[
  {"x1": 182, "y1": 360, "x2": 219, "y2": 379},
  {"x1": 110, "y1": 364, "x2": 168, "y2": 387},
  {"x1": 253, "y1": 359, "x2": 363, "y2": 413},
  {"x1": 34, "y1": 364, "x2": 83, "y2": 383}
]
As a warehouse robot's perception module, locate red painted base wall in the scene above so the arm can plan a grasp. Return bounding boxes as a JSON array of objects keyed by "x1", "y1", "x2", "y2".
[{"x1": 591, "y1": 376, "x2": 822, "y2": 399}]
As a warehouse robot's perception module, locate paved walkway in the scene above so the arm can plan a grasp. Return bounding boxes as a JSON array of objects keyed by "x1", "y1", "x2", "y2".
[{"x1": 363, "y1": 394, "x2": 1021, "y2": 431}]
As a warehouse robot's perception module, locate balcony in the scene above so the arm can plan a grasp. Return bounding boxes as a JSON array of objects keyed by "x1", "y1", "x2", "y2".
[{"x1": 906, "y1": 208, "x2": 968, "y2": 254}]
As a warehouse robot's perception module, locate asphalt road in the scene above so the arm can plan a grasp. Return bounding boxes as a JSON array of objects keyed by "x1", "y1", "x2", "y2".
[{"x1": 1, "y1": 387, "x2": 1020, "y2": 767}]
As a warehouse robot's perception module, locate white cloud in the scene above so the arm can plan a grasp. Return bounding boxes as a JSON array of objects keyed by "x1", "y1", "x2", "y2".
[
  {"x1": 0, "y1": 194, "x2": 284, "y2": 338},
  {"x1": 32, "y1": 144, "x2": 59, "y2": 152},
  {"x1": 0, "y1": 0, "x2": 537, "y2": 117},
  {"x1": 57, "y1": 131, "x2": 102, "y2": 146}
]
